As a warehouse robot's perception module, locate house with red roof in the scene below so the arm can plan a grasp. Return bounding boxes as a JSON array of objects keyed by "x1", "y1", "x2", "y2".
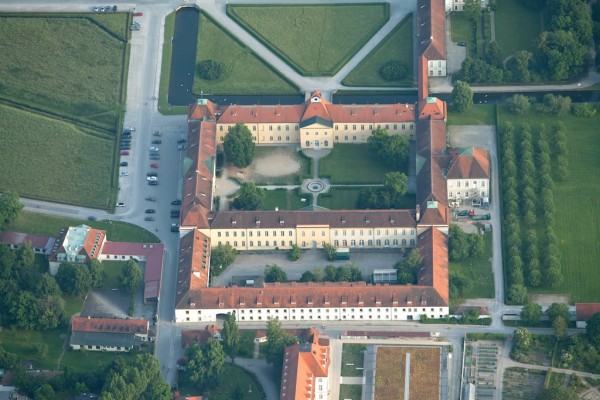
[
  {"x1": 0, "y1": 231, "x2": 56, "y2": 255},
  {"x1": 70, "y1": 316, "x2": 150, "y2": 352},
  {"x1": 48, "y1": 225, "x2": 106, "y2": 274},
  {"x1": 445, "y1": 147, "x2": 490, "y2": 203},
  {"x1": 576, "y1": 303, "x2": 600, "y2": 328}
]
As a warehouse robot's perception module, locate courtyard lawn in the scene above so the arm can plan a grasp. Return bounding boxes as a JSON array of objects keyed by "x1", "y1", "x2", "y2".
[
  {"x1": 158, "y1": 12, "x2": 187, "y2": 115},
  {"x1": 193, "y1": 12, "x2": 298, "y2": 95},
  {"x1": 0, "y1": 328, "x2": 65, "y2": 370},
  {"x1": 102, "y1": 261, "x2": 127, "y2": 289},
  {"x1": 0, "y1": 104, "x2": 118, "y2": 209},
  {"x1": 62, "y1": 295, "x2": 85, "y2": 318},
  {"x1": 262, "y1": 189, "x2": 307, "y2": 211},
  {"x1": 341, "y1": 343, "x2": 367, "y2": 377},
  {"x1": 449, "y1": 231, "x2": 494, "y2": 300},
  {"x1": 448, "y1": 104, "x2": 496, "y2": 125},
  {"x1": 227, "y1": 4, "x2": 389, "y2": 76},
  {"x1": 342, "y1": 14, "x2": 414, "y2": 87},
  {"x1": 6, "y1": 211, "x2": 160, "y2": 243},
  {"x1": 178, "y1": 363, "x2": 265, "y2": 400},
  {"x1": 319, "y1": 144, "x2": 396, "y2": 184},
  {"x1": 497, "y1": 105, "x2": 600, "y2": 302},
  {"x1": 339, "y1": 384, "x2": 363, "y2": 400},
  {"x1": 451, "y1": 12, "x2": 477, "y2": 57},
  {"x1": 60, "y1": 348, "x2": 135, "y2": 372},
  {"x1": 0, "y1": 14, "x2": 128, "y2": 130},
  {"x1": 319, "y1": 187, "x2": 363, "y2": 210},
  {"x1": 495, "y1": 0, "x2": 542, "y2": 58}
]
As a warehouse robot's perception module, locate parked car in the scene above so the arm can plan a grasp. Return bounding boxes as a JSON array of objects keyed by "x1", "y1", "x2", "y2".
[
  {"x1": 151, "y1": 140, "x2": 162, "y2": 144},
  {"x1": 145, "y1": 209, "x2": 156, "y2": 214},
  {"x1": 145, "y1": 196, "x2": 157, "y2": 201},
  {"x1": 147, "y1": 172, "x2": 158, "y2": 177},
  {"x1": 150, "y1": 163, "x2": 159, "y2": 168},
  {"x1": 149, "y1": 155, "x2": 160, "y2": 160},
  {"x1": 124, "y1": 126, "x2": 136, "y2": 132},
  {"x1": 120, "y1": 150, "x2": 129, "y2": 155},
  {"x1": 457, "y1": 41, "x2": 467, "y2": 47},
  {"x1": 134, "y1": 12, "x2": 143, "y2": 16},
  {"x1": 171, "y1": 199, "x2": 182, "y2": 205},
  {"x1": 116, "y1": 202, "x2": 125, "y2": 207},
  {"x1": 144, "y1": 216, "x2": 155, "y2": 221},
  {"x1": 177, "y1": 139, "x2": 187, "y2": 144},
  {"x1": 153, "y1": 131, "x2": 161, "y2": 136},
  {"x1": 119, "y1": 162, "x2": 128, "y2": 167},
  {"x1": 171, "y1": 224, "x2": 180, "y2": 232},
  {"x1": 147, "y1": 176, "x2": 158, "y2": 182},
  {"x1": 171, "y1": 210, "x2": 180, "y2": 218},
  {"x1": 149, "y1": 151, "x2": 159, "y2": 156},
  {"x1": 119, "y1": 171, "x2": 129, "y2": 177},
  {"x1": 88, "y1": 216, "x2": 97, "y2": 221},
  {"x1": 120, "y1": 145, "x2": 131, "y2": 150},
  {"x1": 149, "y1": 147, "x2": 159, "y2": 152},
  {"x1": 177, "y1": 144, "x2": 186, "y2": 150},
  {"x1": 148, "y1": 180, "x2": 159, "y2": 185}
]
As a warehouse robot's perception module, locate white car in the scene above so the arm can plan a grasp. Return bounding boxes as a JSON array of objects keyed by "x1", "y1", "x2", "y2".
[
  {"x1": 149, "y1": 147, "x2": 159, "y2": 152},
  {"x1": 116, "y1": 202, "x2": 125, "y2": 207},
  {"x1": 146, "y1": 176, "x2": 158, "y2": 182},
  {"x1": 119, "y1": 171, "x2": 129, "y2": 177}
]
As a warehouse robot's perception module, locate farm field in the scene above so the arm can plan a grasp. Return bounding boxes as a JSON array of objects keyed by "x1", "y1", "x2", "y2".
[
  {"x1": 6, "y1": 211, "x2": 160, "y2": 243},
  {"x1": 449, "y1": 231, "x2": 494, "y2": 300},
  {"x1": 342, "y1": 14, "x2": 414, "y2": 87},
  {"x1": 494, "y1": 0, "x2": 542, "y2": 58},
  {"x1": 227, "y1": 4, "x2": 389, "y2": 76},
  {"x1": 319, "y1": 144, "x2": 396, "y2": 184},
  {"x1": 497, "y1": 105, "x2": 600, "y2": 302},
  {"x1": 0, "y1": 14, "x2": 129, "y2": 130},
  {"x1": 0, "y1": 104, "x2": 117, "y2": 209},
  {"x1": 374, "y1": 346, "x2": 440, "y2": 400},
  {"x1": 193, "y1": 11, "x2": 298, "y2": 95}
]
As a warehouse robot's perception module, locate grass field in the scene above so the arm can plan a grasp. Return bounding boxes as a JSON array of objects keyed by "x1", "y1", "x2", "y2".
[
  {"x1": 227, "y1": 4, "x2": 389, "y2": 76},
  {"x1": 0, "y1": 15, "x2": 128, "y2": 130},
  {"x1": 63, "y1": 295, "x2": 85, "y2": 319},
  {"x1": 0, "y1": 104, "x2": 117, "y2": 209},
  {"x1": 61, "y1": 348, "x2": 136, "y2": 372},
  {"x1": 158, "y1": 12, "x2": 187, "y2": 115},
  {"x1": 6, "y1": 211, "x2": 160, "y2": 243},
  {"x1": 341, "y1": 343, "x2": 367, "y2": 377},
  {"x1": 319, "y1": 188, "x2": 415, "y2": 210},
  {"x1": 374, "y1": 346, "x2": 440, "y2": 400},
  {"x1": 342, "y1": 14, "x2": 413, "y2": 87},
  {"x1": 450, "y1": 231, "x2": 494, "y2": 300},
  {"x1": 495, "y1": 0, "x2": 542, "y2": 58},
  {"x1": 0, "y1": 328, "x2": 65, "y2": 370},
  {"x1": 262, "y1": 189, "x2": 307, "y2": 211},
  {"x1": 319, "y1": 144, "x2": 396, "y2": 184},
  {"x1": 178, "y1": 363, "x2": 265, "y2": 399},
  {"x1": 451, "y1": 13, "x2": 477, "y2": 57},
  {"x1": 193, "y1": 12, "x2": 298, "y2": 95},
  {"x1": 102, "y1": 261, "x2": 127, "y2": 289},
  {"x1": 448, "y1": 104, "x2": 496, "y2": 125},
  {"x1": 340, "y1": 384, "x2": 363, "y2": 400},
  {"x1": 497, "y1": 105, "x2": 600, "y2": 302}
]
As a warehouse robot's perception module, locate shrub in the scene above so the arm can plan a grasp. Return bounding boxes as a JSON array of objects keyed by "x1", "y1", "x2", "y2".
[
  {"x1": 507, "y1": 94, "x2": 531, "y2": 114},
  {"x1": 197, "y1": 59, "x2": 224, "y2": 81},
  {"x1": 379, "y1": 60, "x2": 408, "y2": 81},
  {"x1": 572, "y1": 102, "x2": 597, "y2": 118}
]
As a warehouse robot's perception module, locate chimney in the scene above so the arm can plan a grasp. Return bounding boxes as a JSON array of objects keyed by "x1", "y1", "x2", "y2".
[{"x1": 416, "y1": 204, "x2": 421, "y2": 222}]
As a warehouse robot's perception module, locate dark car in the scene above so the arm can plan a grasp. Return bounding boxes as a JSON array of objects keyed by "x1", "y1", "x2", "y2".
[
  {"x1": 170, "y1": 224, "x2": 180, "y2": 232},
  {"x1": 171, "y1": 199, "x2": 182, "y2": 205},
  {"x1": 87, "y1": 216, "x2": 97, "y2": 221},
  {"x1": 149, "y1": 155, "x2": 160, "y2": 160},
  {"x1": 177, "y1": 139, "x2": 187, "y2": 144},
  {"x1": 148, "y1": 180, "x2": 159, "y2": 185},
  {"x1": 147, "y1": 172, "x2": 158, "y2": 177},
  {"x1": 144, "y1": 216, "x2": 155, "y2": 221},
  {"x1": 457, "y1": 41, "x2": 467, "y2": 47},
  {"x1": 120, "y1": 150, "x2": 129, "y2": 155},
  {"x1": 171, "y1": 210, "x2": 180, "y2": 218},
  {"x1": 119, "y1": 162, "x2": 128, "y2": 167},
  {"x1": 151, "y1": 140, "x2": 162, "y2": 144},
  {"x1": 145, "y1": 209, "x2": 156, "y2": 214}
]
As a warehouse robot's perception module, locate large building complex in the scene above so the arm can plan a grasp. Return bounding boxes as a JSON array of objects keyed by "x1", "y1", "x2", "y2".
[{"x1": 173, "y1": 0, "x2": 488, "y2": 324}]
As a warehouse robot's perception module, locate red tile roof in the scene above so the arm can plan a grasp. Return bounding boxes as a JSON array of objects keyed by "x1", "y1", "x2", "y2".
[
  {"x1": 418, "y1": 228, "x2": 449, "y2": 305},
  {"x1": 418, "y1": 97, "x2": 447, "y2": 121},
  {"x1": 175, "y1": 230, "x2": 211, "y2": 308},
  {"x1": 576, "y1": 303, "x2": 600, "y2": 322},
  {"x1": 83, "y1": 228, "x2": 106, "y2": 260},
  {"x1": 181, "y1": 325, "x2": 220, "y2": 348},
  {"x1": 445, "y1": 147, "x2": 490, "y2": 179},
  {"x1": 418, "y1": 55, "x2": 429, "y2": 100},
  {"x1": 417, "y1": 0, "x2": 446, "y2": 61},
  {"x1": 101, "y1": 241, "x2": 164, "y2": 301},
  {"x1": 0, "y1": 231, "x2": 55, "y2": 252},
  {"x1": 71, "y1": 316, "x2": 148, "y2": 335},
  {"x1": 416, "y1": 119, "x2": 448, "y2": 212},
  {"x1": 188, "y1": 99, "x2": 218, "y2": 122},
  {"x1": 218, "y1": 104, "x2": 305, "y2": 124}
]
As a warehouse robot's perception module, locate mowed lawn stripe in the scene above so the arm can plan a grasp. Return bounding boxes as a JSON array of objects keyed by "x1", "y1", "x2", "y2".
[
  {"x1": 193, "y1": 12, "x2": 298, "y2": 95},
  {"x1": 0, "y1": 104, "x2": 116, "y2": 208},
  {"x1": 0, "y1": 16, "x2": 126, "y2": 130},
  {"x1": 227, "y1": 4, "x2": 389, "y2": 76},
  {"x1": 343, "y1": 14, "x2": 414, "y2": 87},
  {"x1": 494, "y1": 0, "x2": 541, "y2": 57}
]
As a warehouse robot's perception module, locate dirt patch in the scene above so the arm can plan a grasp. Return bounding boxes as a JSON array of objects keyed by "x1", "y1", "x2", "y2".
[
  {"x1": 253, "y1": 150, "x2": 301, "y2": 178},
  {"x1": 448, "y1": 125, "x2": 496, "y2": 149},
  {"x1": 224, "y1": 146, "x2": 304, "y2": 183},
  {"x1": 528, "y1": 294, "x2": 571, "y2": 305}
]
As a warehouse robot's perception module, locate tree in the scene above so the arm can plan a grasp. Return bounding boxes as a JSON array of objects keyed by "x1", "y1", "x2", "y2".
[
  {"x1": 448, "y1": 225, "x2": 469, "y2": 261},
  {"x1": 55, "y1": 262, "x2": 92, "y2": 296},
  {"x1": 324, "y1": 265, "x2": 337, "y2": 282},
  {"x1": 121, "y1": 259, "x2": 141, "y2": 294},
  {"x1": 510, "y1": 50, "x2": 532, "y2": 81},
  {"x1": 449, "y1": 271, "x2": 472, "y2": 299},
  {"x1": 467, "y1": 234, "x2": 484, "y2": 258},
  {"x1": 37, "y1": 295, "x2": 65, "y2": 330},
  {"x1": 367, "y1": 128, "x2": 409, "y2": 169},
  {"x1": 264, "y1": 264, "x2": 287, "y2": 283},
  {"x1": 464, "y1": 0, "x2": 481, "y2": 23},
  {"x1": 210, "y1": 243, "x2": 237, "y2": 276},
  {"x1": 383, "y1": 172, "x2": 409, "y2": 206},
  {"x1": 547, "y1": 303, "x2": 570, "y2": 324},
  {"x1": 572, "y1": 103, "x2": 597, "y2": 118},
  {"x1": 265, "y1": 318, "x2": 296, "y2": 366},
  {"x1": 506, "y1": 94, "x2": 531, "y2": 114},
  {"x1": 299, "y1": 271, "x2": 315, "y2": 282},
  {"x1": 223, "y1": 123, "x2": 255, "y2": 168},
  {"x1": 222, "y1": 312, "x2": 240, "y2": 362},
  {"x1": 34, "y1": 383, "x2": 55, "y2": 400},
  {"x1": 553, "y1": 316, "x2": 568, "y2": 340},
  {"x1": 323, "y1": 243, "x2": 337, "y2": 261},
  {"x1": 537, "y1": 94, "x2": 571, "y2": 116},
  {"x1": 232, "y1": 182, "x2": 264, "y2": 211},
  {"x1": 88, "y1": 259, "x2": 103, "y2": 288},
  {"x1": 507, "y1": 284, "x2": 528, "y2": 304},
  {"x1": 513, "y1": 327, "x2": 533, "y2": 352},
  {"x1": 288, "y1": 244, "x2": 301, "y2": 261},
  {"x1": 0, "y1": 190, "x2": 23, "y2": 230},
  {"x1": 312, "y1": 267, "x2": 324, "y2": 282},
  {"x1": 186, "y1": 340, "x2": 226, "y2": 388},
  {"x1": 101, "y1": 353, "x2": 170, "y2": 400},
  {"x1": 395, "y1": 248, "x2": 422, "y2": 285},
  {"x1": 17, "y1": 241, "x2": 35, "y2": 268},
  {"x1": 453, "y1": 81, "x2": 473, "y2": 112},
  {"x1": 379, "y1": 60, "x2": 408, "y2": 81},
  {"x1": 197, "y1": 59, "x2": 223, "y2": 81},
  {"x1": 520, "y1": 303, "x2": 542, "y2": 325},
  {"x1": 485, "y1": 41, "x2": 503, "y2": 68},
  {"x1": 586, "y1": 312, "x2": 600, "y2": 346},
  {"x1": 536, "y1": 29, "x2": 588, "y2": 81}
]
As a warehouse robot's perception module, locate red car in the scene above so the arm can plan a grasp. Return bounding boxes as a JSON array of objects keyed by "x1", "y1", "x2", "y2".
[
  {"x1": 120, "y1": 150, "x2": 129, "y2": 155},
  {"x1": 134, "y1": 12, "x2": 143, "y2": 16},
  {"x1": 150, "y1": 163, "x2": 159, "y2": 168}
]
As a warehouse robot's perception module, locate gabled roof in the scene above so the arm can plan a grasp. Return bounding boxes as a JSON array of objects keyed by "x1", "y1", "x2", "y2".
[
  {"x1": 0, "y1": 231, "x2": 55, "y2": 253},
  {"x1": 419, "y1": 200, "x2": 449, "y2": 226},
  {"x1": 49, "y1": 225, "x2": 106, "y2": 264},
  {"x1": 188, "y1": 98, "x2": 218, "y2": 122},
  {"x1": 417, "y1": 0, "x2": 446, "y2": 60},
  {"x1": 417, "y1": 227, "x2": 449, "y2": 306},
  {"x1": 576, "y1": 303, "x2": 600, "y2": 322},
  {"x1": 301, "y1": 91, "x2": 332, "y2": 122},
  {"x1": 325, "y1": 103, "x2": 415, "y2": 124},
  {"x1": 417, "y1": 97, "x2": 447, "y2": 121},
  {"x1": 71, "y1": 316, "x2": 148, "y2": 335},
  {"x1": 175, "y1": 230, "x2": 211, "y2": 308},
  {"x1": 181, "y1": 325, "x2": 220, "y2": 348},
  {"x1": 445, "y1": 147, "x2": 490, "y2": 180},
  {"x1": 418, "y1": 55, "x2": 429, "y2": 100},
  {"x1": 416, "y1": 119, "x2": 448, "y2": 211},
  {"x1": 217, "y1": 104, "x2": 305, "y2": 124}
]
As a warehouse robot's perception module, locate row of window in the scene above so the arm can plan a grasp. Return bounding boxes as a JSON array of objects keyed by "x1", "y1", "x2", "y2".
[
  {"x1": 215, "y1": 239, "x2": 415, "y2": 248},
  {"x1": 333, "y1": 239, "x2": 415, "y2": 247},
  {"x1": 217, "y1": 230, "x2": 295, "y2": 238},
  {"x1": 448, "y1": 191, "x2": 486, "y2": 198},
  {"x1": 449, "y1": 180, "x2": 486, "y2": 188},
  {"x1": 217, "y1": 229, "x2": 415, "y2": 238},
  {"x1": 219, "y1": 123, "x2": 415, "y2": 132},
  {"x1": 333, "y1": 229, "x2": 414, "y2": 236}
]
